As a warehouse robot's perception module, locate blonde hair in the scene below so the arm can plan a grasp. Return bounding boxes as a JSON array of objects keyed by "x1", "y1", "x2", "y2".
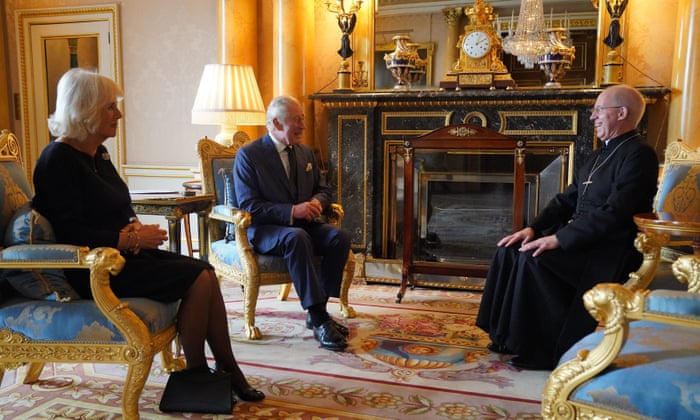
[{"x1": 48, "y1": 68, "x2": 124, "y2": 141}]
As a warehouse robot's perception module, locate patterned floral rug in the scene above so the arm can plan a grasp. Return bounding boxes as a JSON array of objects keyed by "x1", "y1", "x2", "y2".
[{"x1": 0, "y1": 281, "x2": 548, "y2": 419}]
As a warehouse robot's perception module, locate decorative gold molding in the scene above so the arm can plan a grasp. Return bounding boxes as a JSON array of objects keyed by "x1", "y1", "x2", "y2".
[
  {"x1": 499, "y1": 110, "x2": 579, "y2": 136},
  {"x1": 463, "y1": 111, "x2": 487, "y2": 127}
]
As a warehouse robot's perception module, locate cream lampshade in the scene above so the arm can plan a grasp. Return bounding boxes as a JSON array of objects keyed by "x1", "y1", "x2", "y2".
[{"x1": 191, "y1": 63, "x2": 266, "y2": 146}]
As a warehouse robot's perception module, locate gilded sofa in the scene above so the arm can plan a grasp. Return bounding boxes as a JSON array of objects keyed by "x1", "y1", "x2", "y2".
[
  {"x1": 197, "y1": 135, "x2": 356, "y2": 340},
  {"x1": 0, "y1": 129, "x2": 184, "y2": 419}
]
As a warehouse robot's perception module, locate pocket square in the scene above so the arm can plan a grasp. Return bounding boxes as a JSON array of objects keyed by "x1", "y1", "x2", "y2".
[{"x1": 306, "y1": 162, "x2": 313, "y2": 172}]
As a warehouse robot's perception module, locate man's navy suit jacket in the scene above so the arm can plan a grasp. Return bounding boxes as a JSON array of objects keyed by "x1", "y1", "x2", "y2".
[{"x1": 233, "y1": 134, "x2": 333, "y2": 250}]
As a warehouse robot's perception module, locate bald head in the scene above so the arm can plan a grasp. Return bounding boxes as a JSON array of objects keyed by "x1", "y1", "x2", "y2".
[
  {"x1": 602, "y1": 84, "x2": 646, "y2": 126},
  {"x1": 591, "y1": 84, "x2": 646, "y2": 141}
]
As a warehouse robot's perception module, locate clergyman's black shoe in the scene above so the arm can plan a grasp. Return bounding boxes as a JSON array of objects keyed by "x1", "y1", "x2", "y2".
[
  {"x1": 506, "y1": 356, "x2": 553, "y2": 371},
  {"x1": 306, "y1": 313, "x2": 349, "y2": 337},
  {"x1": 487, "y1": 342, "x2": 515, "y2": 355},
  {"x1": 313, "y1": 319, "x2": 348, "y2": 351}
]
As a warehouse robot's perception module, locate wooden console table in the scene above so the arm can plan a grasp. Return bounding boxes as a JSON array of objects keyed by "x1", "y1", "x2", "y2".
[
  {"x1": 631, "y1": 212, "x2": 700, "y2": 290},
  {"x1": 130, "y1": 193, "x2": 214, "y2": 261}
]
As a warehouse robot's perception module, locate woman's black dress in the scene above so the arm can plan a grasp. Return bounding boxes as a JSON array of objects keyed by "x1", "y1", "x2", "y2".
[{"x1": 32, "y1": 141, "x2": 210, "y2": 302}]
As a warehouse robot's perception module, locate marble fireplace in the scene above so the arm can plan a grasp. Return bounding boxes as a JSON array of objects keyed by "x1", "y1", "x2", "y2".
[{"x1": 310, "y1": 87, "x2": 669, "y2": 289}]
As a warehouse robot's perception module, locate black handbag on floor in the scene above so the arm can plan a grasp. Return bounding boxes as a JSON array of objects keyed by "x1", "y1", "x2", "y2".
[{"x1": 159, "y1": 367, "x2": 233, "y2": 414}]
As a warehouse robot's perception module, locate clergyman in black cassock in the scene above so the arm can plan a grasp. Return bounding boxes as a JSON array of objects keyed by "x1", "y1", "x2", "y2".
[{"x1": 476, "y1": 84, "x2": 659, "y2": 370}]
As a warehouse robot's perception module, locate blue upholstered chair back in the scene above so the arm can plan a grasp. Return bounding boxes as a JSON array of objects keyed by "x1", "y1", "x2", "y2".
[
  {"x1": 211, "y1": 157, "x2": 236, "y2": 208},
  {"x1": 0, "y1": 158, "x2": 33, "y2": 239},
  {"x1": 654, "y1": 140, "x2": 700, "y2": 221}
]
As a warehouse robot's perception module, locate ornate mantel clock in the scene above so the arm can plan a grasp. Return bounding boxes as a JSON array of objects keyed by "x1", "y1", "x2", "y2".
[{"x1": 440, "y1": 0, "x2": 515, "y2": 89}]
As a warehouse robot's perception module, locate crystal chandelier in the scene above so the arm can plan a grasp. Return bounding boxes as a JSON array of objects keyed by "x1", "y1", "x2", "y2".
[{"x1": 502, "y1": 0, "x2": 550, "y2": 69}]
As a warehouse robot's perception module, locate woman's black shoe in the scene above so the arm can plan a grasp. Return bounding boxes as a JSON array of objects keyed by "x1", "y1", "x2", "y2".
[{"x1": 233, "y1": 384, "x2": 265, "y2": 402}]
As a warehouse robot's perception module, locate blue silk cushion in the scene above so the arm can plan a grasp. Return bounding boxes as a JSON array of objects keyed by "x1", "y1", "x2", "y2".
[
  {"x1": 0, "y1": 297, "x2": 178, "y2": 341},
  {"x1": 211, "y1": 239, "x2": 288, "y2": 272},
  {"x1": 561, "y1": 317, "x2": 700, "y2": 419},
  {"x1": 1, "y1": 203, "x2": 80, "y2": 301}
]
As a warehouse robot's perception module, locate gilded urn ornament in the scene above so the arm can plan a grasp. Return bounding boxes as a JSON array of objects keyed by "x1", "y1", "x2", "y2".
[
  {"x1": 384, "y1": 35, "x2": 422, "y2": 90},
  {"x1": 538, "y1": 28, "x2": 576, "y2": 88}
]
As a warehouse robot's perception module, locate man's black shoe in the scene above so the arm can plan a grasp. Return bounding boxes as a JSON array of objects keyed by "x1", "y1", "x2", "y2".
[
  {"x1": 306, "y1": 313, "x2": 349, "y2": 337},
  {"x1": 313, "y1": 319, "x2": 348, "y2": 351},
  {"x1": 487, "y1": 342, "x2": 514, "y2": 354},
  {"x1": 506, "y1": 356, "x2": 552, "y2": 370}
]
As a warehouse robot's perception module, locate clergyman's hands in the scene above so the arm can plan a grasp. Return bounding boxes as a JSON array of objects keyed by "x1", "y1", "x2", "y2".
[
  {"x1": 497, "y1": 227, "x2": 559, "y2": 257},
  {"x1": 518, "y1": 233, "x2": 559, "y2": 257},
  {"x1": 292, "y1": 199, "x2": 324, "y2": 222},
  {"x1": 497, "y1": 227, "x2": 536, "y2": 248}
]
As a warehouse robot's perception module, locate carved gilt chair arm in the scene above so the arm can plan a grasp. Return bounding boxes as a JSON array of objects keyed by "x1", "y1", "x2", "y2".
[
  {"x1": 542, "y1": 283, "x2": 641, "y2": 419},
  {"x1": 84, "y1": 247, "x2": 159, "y2": 348},
  {"x1": 542, "y1": 282, "x2": 700, "y2": 419},
  {"x1": 327, "y1": 203, "x2": 345, "y2": 226}
]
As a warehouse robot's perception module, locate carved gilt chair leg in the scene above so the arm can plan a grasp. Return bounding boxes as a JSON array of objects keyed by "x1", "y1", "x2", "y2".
[
  {"x1": 160, "y1": 347, "x2": 186, "y2": 372},
  {"x1": 338, "y1": 251, "x2": 357, "y2": 318},
  {"x1": 277, "y1": 283, "x2": 292, "y2": 300},
  {"x1": 23, "y1": 362, "x2": 45, "y2": 384},
  {"x1": 244, "y1": 280, "x2": 263, "y2": 340},
  {"x1": 122, "y1": 360, "x2": 154, "y2": 420}
]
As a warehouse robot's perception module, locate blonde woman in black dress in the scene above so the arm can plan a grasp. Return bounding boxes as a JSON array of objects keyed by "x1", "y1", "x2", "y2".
[{"x1": 32, "y1": 68, "x2": 264, "y2": 403}]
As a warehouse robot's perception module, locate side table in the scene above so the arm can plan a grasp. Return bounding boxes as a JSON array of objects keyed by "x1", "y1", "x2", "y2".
[
  {"x1": 632, "y1": 212, "x2": 700, "y2": 290},
  {"x1": 130, "y1": 193, "x2": 214, "y2": 261}
]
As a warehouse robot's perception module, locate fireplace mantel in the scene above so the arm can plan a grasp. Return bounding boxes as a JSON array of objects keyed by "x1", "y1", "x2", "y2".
[{"x1": 310, "y1": 86, "x2": 670, "y2": 287}]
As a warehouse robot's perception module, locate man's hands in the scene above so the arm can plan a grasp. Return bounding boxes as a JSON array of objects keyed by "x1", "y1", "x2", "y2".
[
  {"x1": 497, "y1": 227, "x2": 559, "y2": 257},
  {"x1": 292, "y1": 199, "x2": 324, "y2": 222}
]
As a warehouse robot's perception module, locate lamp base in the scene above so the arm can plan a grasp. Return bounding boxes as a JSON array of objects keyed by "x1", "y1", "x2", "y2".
[
  {"x1": 214, "y1": 131, "x2": 234, "y2": 147},
  {"x1": 214, "y1": 129, "x2": 252, "y2": 147},
  {"x1": 334, "y1": 60, "x2": 354, "y2": 92}
]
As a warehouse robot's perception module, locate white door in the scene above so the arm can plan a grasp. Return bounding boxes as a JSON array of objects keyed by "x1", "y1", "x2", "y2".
[{"x1": 16, "y1": 5, "x2": 122, "y2": 180}]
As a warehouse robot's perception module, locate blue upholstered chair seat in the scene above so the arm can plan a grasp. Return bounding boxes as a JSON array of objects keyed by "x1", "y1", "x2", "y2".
[
  {"x1": 0, "y1": 297, "x2": 179, "y2": 342},
  {"x1": 645, "y1": 289, "x2": 700, "y2": 317},
  {"x1": 211, "y1": 239, "x2": 289, "y2": 272},
  {"x1": 561, "y1": 318, "x2": 700, "y2": 420}
]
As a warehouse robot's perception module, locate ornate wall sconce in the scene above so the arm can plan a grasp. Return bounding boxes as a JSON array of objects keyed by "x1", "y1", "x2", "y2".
[{"x1": 601, "y1": 0, "x2": 629, "y2": 85}]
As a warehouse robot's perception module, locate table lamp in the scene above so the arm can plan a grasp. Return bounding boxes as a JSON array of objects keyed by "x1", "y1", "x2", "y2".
[{"x1": 191, "y1": 63, "x2": 266, "y2": 146}]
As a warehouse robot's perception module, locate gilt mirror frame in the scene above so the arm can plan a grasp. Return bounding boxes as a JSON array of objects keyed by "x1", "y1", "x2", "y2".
[
  {"x1": 368, "y1": 1, "x2": 602, "y2": 91},
  {"x1": 16, "y1": 4, "x2": 123, "y2": 181}
]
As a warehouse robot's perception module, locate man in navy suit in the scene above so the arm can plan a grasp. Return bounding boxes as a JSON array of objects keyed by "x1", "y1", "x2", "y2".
[{"x1": 233, "y1": 95, "x2": 352, "y2": 351}]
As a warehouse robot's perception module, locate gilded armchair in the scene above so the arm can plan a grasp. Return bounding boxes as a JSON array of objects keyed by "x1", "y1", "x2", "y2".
[
  {"x1": 0, "y1": 129, "x2": 184, "y2": 419},
  {"x1": 625, "y1": 139, "x2": 700, "y2": 290},
  {"x1": 541, "y1": 273, "x2": 700, "y2": 419},
  {"x1": 197, "y1": 135, "x2": 356, "y2": 340}
]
